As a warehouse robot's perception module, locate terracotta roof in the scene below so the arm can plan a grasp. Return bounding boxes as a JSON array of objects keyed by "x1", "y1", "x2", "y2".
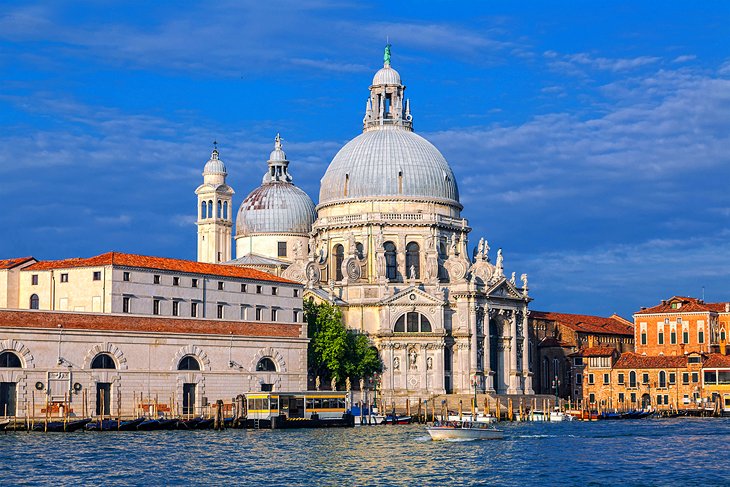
[
  {"x1": 22, "y1": 252, "x2": 297, "y2": 284},
  {"x1": 703, "y1": 354, "x2": 730, "y2": 368},
  {"x1": 613, "y1": 352, "x2": 687, "y2": 369},
  {"x1": 0, "y1": 309, "x2": 303, "y2": 338},
  {"x1": 530, "y1": 311, "x2": 634, "y2": 336},
  {"x1": 0, "y1": 257, "x2": 35, "y2": 270},
  {"x1": 578, "y1": 346, "x2": 617, "y2": 357},
  {"x1": 635, "y1": 296, "x2": 728, "y2": 315}
]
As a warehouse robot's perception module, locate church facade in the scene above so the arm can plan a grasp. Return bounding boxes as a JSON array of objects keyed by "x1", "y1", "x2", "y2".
[{"x1": 197, "y1": 46, "x2": 533, "y2": 397}]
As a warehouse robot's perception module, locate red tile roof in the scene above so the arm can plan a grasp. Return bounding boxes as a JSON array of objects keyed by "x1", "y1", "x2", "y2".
[
  {"x1": 530, "y1": 311, "x2": 634, "y2": 336},
  {"x1": 0, "y1": 257, "x2": 35, "y2": 270},
  {"x1": 703, "y1": 354, "x2": 730, "y2": 368},
  {"x1": 0, "y1": 309, "x2": 303, "y2": 338},
  {"x1": 613, "y1": 352, "x2": 688, "y2": 369},
  {"x1": 22, "y1": 252, "x2": 297, "y2": 284},
  {"x1": 578, "y1": 346, "x2": 617, "y2": 357},
  {"x1": 635, "y1": 296, "x2": 728, "y2": 315}
]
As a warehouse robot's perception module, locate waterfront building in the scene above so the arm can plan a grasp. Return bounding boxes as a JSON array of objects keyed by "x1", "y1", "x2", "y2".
[
  {"x1": 528, "y1": 311, "x2": 633, "y2": 401},
  {"x1": 0, "y1": 309, "x2": 307, "y2": 418},
  {"x1": 576, "y1": 295, "x2": 730, "y2": 412},
  {"x1": 226, "y1": 46, "x2": 532, "y2": 398},
  {"x1": 634, "y1": 296, "x2": 729, "y2": 356}
]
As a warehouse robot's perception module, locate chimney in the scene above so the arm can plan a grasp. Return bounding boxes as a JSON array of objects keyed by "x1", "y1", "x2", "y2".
[
  {"x1": 640, "y1": 307, "x2": 646, "y2": 311},
  {"x1": 661, "y1": 300, "x2": 667, "y2": 305},
  {"x1": 725, "y1": 303, "x2": 729, "y2": 313}
]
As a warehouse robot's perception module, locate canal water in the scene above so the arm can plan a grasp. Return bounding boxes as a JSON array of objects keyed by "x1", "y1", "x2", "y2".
[{"x1": 0, "y1": 418, "x2": 727, "y2": 486}]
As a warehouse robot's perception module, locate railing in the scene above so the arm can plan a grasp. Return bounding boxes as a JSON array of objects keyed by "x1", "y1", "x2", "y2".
[{"x1": 317, "y1": 212, "x2": 468, "y2": 228}]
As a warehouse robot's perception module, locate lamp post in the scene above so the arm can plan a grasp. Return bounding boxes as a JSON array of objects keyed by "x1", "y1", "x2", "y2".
[
  {"x1": 552, "y1": 375, "x2": 561, "y2": 408},
  {"x1": 471, "y1": 374, "x2": 478, "y2": 416}
]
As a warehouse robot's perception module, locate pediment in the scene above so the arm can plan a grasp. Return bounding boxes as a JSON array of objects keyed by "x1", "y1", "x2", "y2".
[
  {"x1": 381, "y1": 286, "x2": 445, "y2": 306},
  {"x1": 485, "y1": 279, "x2": 524, "y2": 300}
]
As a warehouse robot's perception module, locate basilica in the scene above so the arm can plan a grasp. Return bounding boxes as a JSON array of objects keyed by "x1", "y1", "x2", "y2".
[{"x1": 196, "y1": 46, "x2": 534, "y2": 398}]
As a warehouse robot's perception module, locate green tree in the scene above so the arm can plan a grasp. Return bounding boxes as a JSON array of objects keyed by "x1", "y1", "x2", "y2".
[{"x1": 305, "y1": 300, "x2": 382, "y2": 387}]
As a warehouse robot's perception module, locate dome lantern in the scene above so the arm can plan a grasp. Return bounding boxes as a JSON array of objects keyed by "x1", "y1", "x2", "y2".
[{"x1": 364, "y1": 44, "x2": 412, "y2": 132}]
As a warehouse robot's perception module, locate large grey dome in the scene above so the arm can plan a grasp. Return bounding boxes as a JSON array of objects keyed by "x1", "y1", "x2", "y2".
[
  {"x1": 318, "y1": 127, "x2": 460, "y2": 207},
  {"x1": 236, "y1": 183, "x2": 315, "y2": 235}
]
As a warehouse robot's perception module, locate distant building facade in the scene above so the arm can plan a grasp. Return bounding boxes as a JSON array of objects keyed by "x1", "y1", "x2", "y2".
[
  {"x1": 528, "y1": 311, "x2": 634, "y2": 400},
  {"x1": 576, "y1": 296, "x2": 730, "y2": 413}
]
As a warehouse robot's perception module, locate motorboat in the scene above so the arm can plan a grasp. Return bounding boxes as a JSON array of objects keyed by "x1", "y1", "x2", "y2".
[
  {"x1": 384, "y1": 414, "x2": 412, "y2": 425},
  {"x1": 426, "y1": 420, "x2": 504, "y2": 441},
  {"x1": 549, "y1": 408, "x2": 574, "y2": 422}
]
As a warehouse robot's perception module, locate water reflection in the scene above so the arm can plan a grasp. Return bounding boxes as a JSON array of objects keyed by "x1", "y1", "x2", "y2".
[{"x1": 0, "y1": 418, "x2": 727, "y2": 486}]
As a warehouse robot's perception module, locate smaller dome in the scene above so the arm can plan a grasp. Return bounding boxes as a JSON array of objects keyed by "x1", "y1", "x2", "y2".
[
  {"x1": 203, "y1": 149, "x2": 226, "y2": 175},
  {"x1": 236, "y1": 183, "x2": 316, "y2": 236},
  {"x1": 373, "y1": 65, "x2": 401, "y2": 86}
]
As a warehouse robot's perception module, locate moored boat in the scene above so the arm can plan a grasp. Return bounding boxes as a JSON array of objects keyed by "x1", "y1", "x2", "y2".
[
  {"x1": 426, "y1": 420, "x2": 504, "y2": 441},
  {"x1": 86, "y1": 417, "x2": 145, "y2": 431},
  {"x1": 32, "y1": 418, "x2": 91, "y2": 432}
]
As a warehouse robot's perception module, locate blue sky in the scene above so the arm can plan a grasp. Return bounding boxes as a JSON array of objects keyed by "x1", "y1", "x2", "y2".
[{"x1": 2, "y1": 1, "x2": 730, "y2": 318}]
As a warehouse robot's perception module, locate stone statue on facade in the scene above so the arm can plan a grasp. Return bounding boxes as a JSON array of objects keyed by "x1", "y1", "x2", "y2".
[
  {"x1": 393, "y1": 356, "x2": 400, "y2": 371},
  {"x1": 426, "y1": 356, "x2": 433, "y2": 370},
  {"x1": 359, "y1": 378, "x2": 365, "y2": 392},
  {"x1": 449, "y1": 233, "x2": 457, "y2": 256},
  {"x1": 510, "y1": 272, "x2": 516, "y2": 285},
  {"x1": 483, "y1": 239, "x2": 490, "y2": 261},
  {"x1": 496, "y1": 248, "x2": 504, "y2": 276},
  {"x1": 331, "y1": 377, "x2": 337, "y2": 391},
  {"x1": 409, "y1": 349, "x2": 417, "y2": 369},
  {"x1": 521, "y1": 273, "x2": 528, "y2": 295},
  {"x1": 308, "y1": 234, "x2": 315, "y2": 258},
  {"x1": 293, "y1": 240, "x2": 304, "y2": 261},
  {"x1": 315, "y1": 376, "x2": 320, "y2": 391},
  {"x1": 345, "y1": 377, "x2": 351, "y2": 391}
]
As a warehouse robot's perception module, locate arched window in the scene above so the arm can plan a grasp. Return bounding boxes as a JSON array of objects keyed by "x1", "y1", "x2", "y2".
[
  {"x1": 29, "y1": 294, "x2": 39, "y2": 310},
  {"x1": 405, "y1": 242, "x2": 420, "y2": 279},
  {"x1": 223, "y1": 201, "x2": 228, "y2": 220},
  {"x1": 256, "y1": 357, "x2": 277, "y2": 372},
  {"x1": 91, "y1": 353, "x2": 116, "y2": 370},
  {"x1": 200, "y1": 201, "x2": 206, "y2": 219},
  {"x1": 629, "y1": 371, "x2": 637, "y2": 388},
  {"x1": 384, "y1": 242, "x2": 397, "y2": 280},
  {"x1": 658, "y1": 371, "x2": 666, "y2": 388},
  {"x1": 0, "y1": 351, "x2": 21, "y2": 368},
  {"x1": 394, "y1": 312, "x2": 432, "y2": 333},
  {"x1": 178, "y1": 355, "x2": 201, "y2": 371},
  {"x1": 355, "y1": 242, "x2": 364, "y2": 260},
  {"x1": 217, "y1": 201, "x2": 222, "y2": 218},
  {"x1": 721, "y1": 328, "x2": 727, "y2": 342},
  {"x1": 207, "y1": 200, "x2": 213, "y2": 218},
  {"x1": 333, "y1": 244, "x2": 344, "y2": 281}
]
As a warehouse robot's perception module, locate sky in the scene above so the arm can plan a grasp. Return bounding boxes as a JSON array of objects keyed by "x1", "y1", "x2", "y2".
[{"x1": 1, "y1": 1, "x2": 730, "y2": 319}]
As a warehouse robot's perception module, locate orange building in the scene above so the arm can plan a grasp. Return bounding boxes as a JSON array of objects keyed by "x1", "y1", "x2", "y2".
[
  {"x1": 633, "y1": 296, "x2": 729, "y2": 356},
  {"x1": 529, "y1": 311, "x2": 633, "y2": 399}
]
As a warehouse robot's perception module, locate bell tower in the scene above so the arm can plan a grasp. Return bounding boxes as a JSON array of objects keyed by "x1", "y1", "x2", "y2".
[{"x1": 195, "y1": 143, "x2": 234, "y2": 263}]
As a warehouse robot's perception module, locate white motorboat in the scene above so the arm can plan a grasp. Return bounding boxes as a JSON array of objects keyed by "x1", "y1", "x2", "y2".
[
  {"x1": 549, "y1": 408, "x2": 574, "y2": 422},
  {"x1": 426, "y1": 420, "x2": 504, "y2": 441}
]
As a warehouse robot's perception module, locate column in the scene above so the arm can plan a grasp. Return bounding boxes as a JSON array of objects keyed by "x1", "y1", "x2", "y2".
[
  {"x1": 484, "y1": 327, "x2": 494, "y2": 393},
  {"x1": 507, "y1": 310, "x2": 520, "y2": 394},
  {"x1": 521, "y1": 306, "x2": 534, "y2": 394}
]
